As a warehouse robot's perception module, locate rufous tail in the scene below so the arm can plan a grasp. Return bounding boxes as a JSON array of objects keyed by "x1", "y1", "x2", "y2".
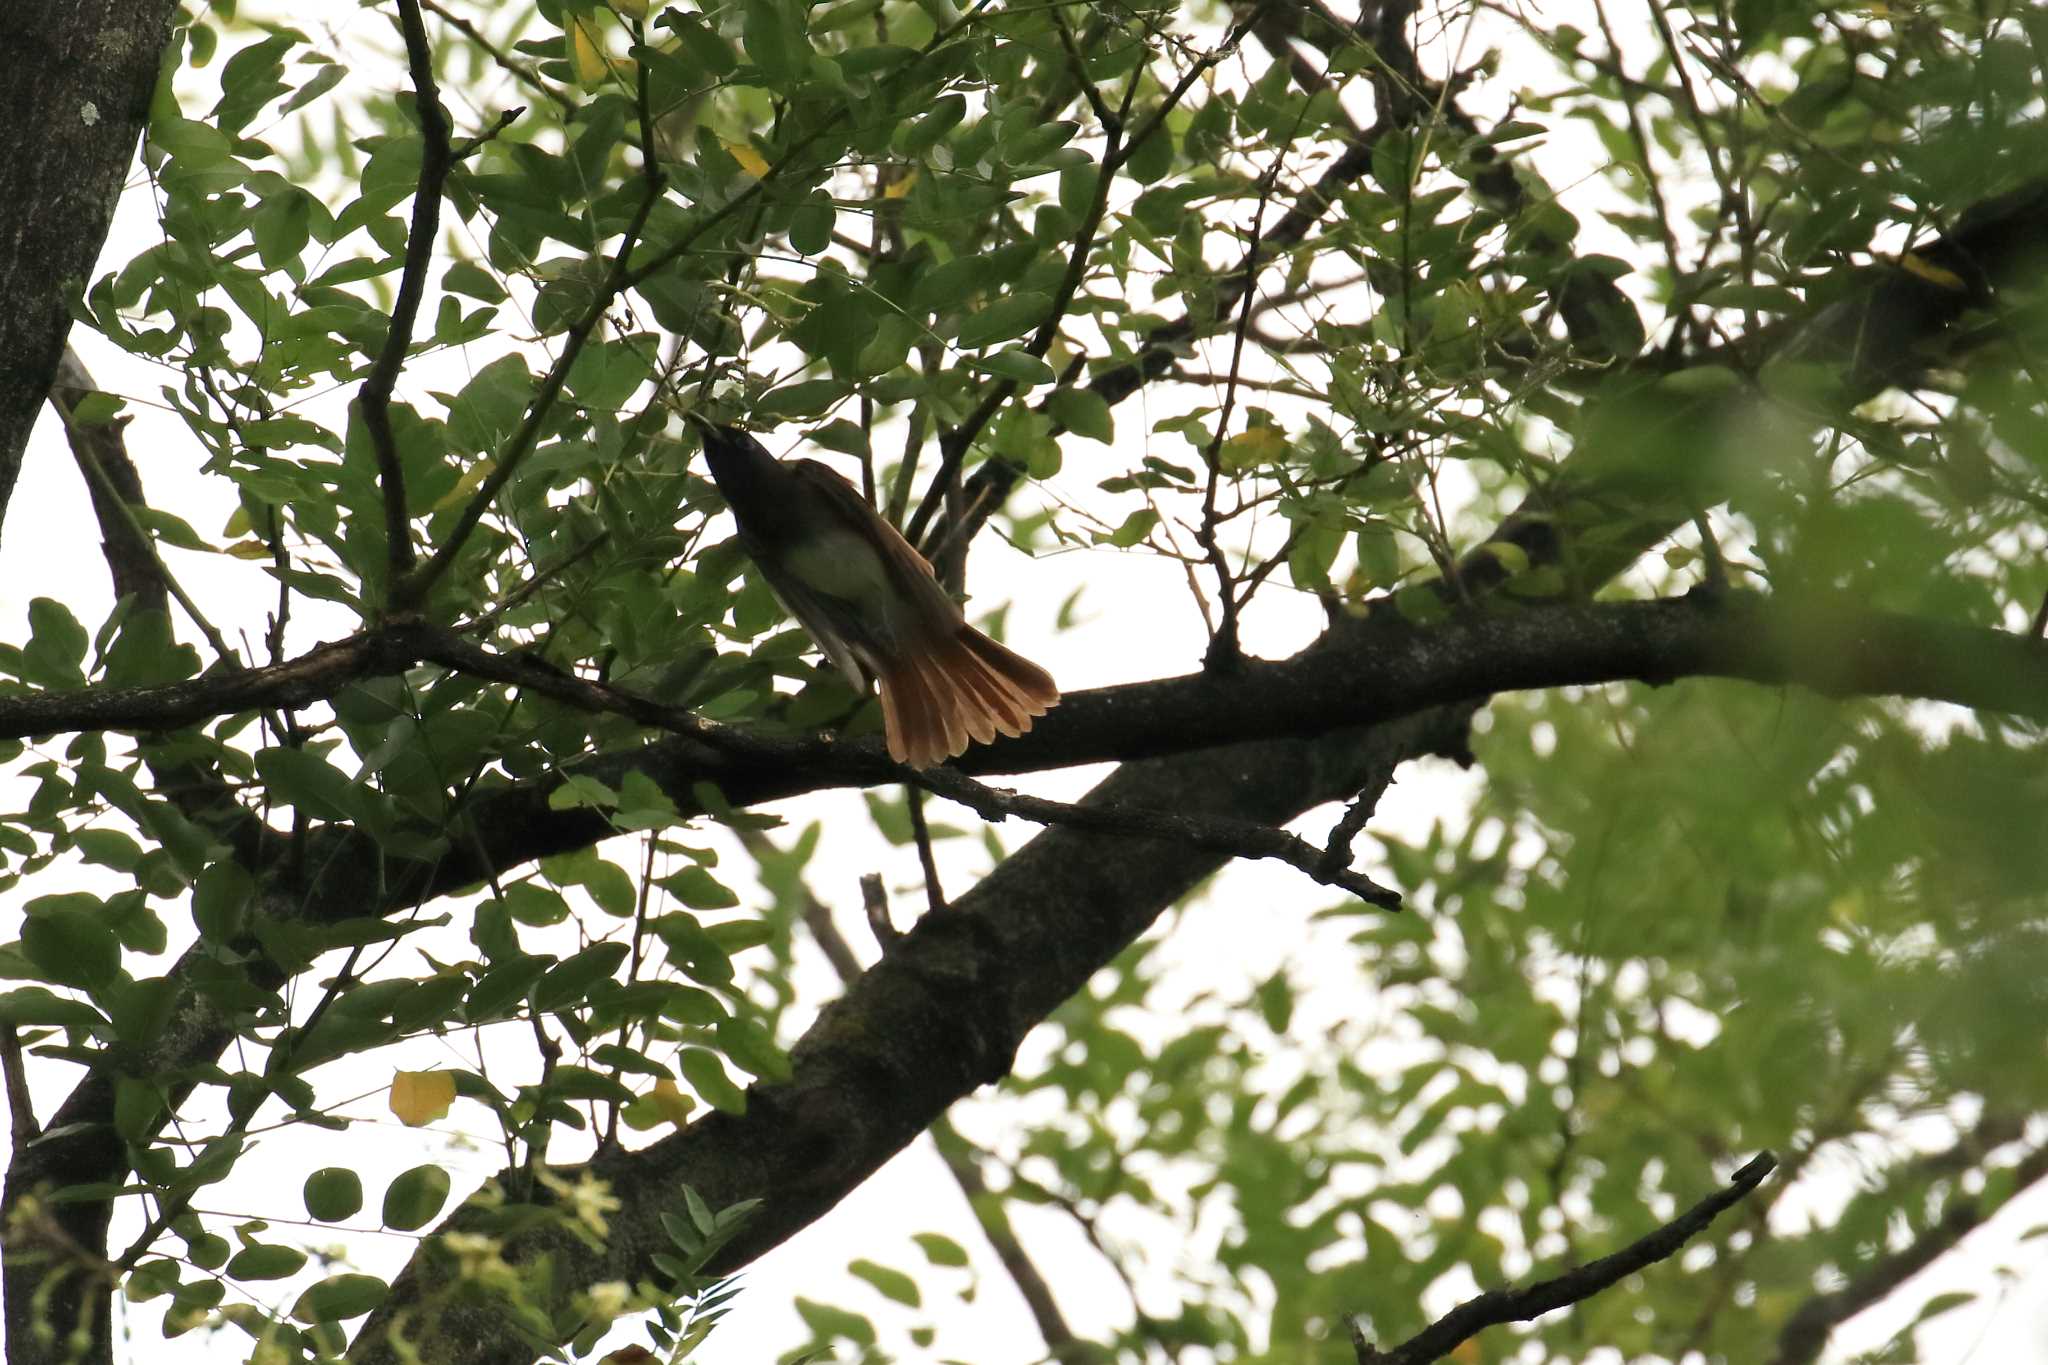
[{"x1": 878, "y1": 626, "x2": 1060, "y2": 767}]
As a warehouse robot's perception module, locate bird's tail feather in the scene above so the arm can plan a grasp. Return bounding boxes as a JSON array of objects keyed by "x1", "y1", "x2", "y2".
[{"x1": 879, "y1": 625, "x2": 1060, "y2": 767}]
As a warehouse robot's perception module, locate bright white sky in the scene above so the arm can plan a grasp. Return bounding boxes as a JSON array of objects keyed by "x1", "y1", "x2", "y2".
[{"x1": 2, "y1": 3, "x2": 2046, "y2": 1362}]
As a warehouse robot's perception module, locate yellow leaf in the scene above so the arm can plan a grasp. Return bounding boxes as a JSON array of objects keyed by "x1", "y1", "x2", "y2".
[
  {"x1": 435, "y1": 457, "x2": 495, "y2": 510},
  {"x1": 1219, "y1": 425, "x2": 1286, "y2": 472},
  {"x1": 723, "y1": 139, "x2": 770, "y2": 178},
  {"x1": 223, "y1": 505, "x2": 251, "y2": 538},
  {"x1": 1899, "y1": 251, "x2": 1966, "y2": 291},
  {"x1": 882, "y1": 168, "x2": 917, "y2": 199},
  {"x1": 649, "y1": 1078, "x2": 694, "y2": 1127},
  {"x1": 389, "y1": 1070, "x2": 456, "y2": 1127},
  {"x1": 224, "y1": 539, "x2": 274, "y2": 560},
  {"x1": 570, "y1": 18, "x2": 608, "y2": 84}
]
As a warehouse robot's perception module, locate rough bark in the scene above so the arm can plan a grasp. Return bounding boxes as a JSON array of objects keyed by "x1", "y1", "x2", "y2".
[
  {"x1": 347, "y1": 706, "x2": 1475, "y2": 1364},
  {"x1": 0, "y1": 7, "x2": 182, "y2": 1361},
  {"x1": 0, "y1": 0, "x2": 181, "y2": 545},
  {"x1": 0, "y1": 2, "x2": 2042, "y2": 1351}
]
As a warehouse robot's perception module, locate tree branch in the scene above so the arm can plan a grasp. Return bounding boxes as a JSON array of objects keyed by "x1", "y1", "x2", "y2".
[
  {"x1": 772, "y1": 842, "x2": 1091, "y2": 1358},
  {"x1": 346, "y1": 708, "x2": 1459, "y2": 1364},
  {"x1": 905, "y1": 16, "x2": 1253, "y2": 552},
  {"x1": 913, "y1": 764, "x2": 1402, "y2": 907},
  {"x1": 1770, "y1": 1131, "x2": 2048, "y2": 1365},
  {"x1": 1354, "y1": 1152, "x2": 1778, "y2": 1364},
  {"x1": 0, "y1": 0, "x2": 183, "y2": 544},
  {"x1": 357, "y1": 0, "x2": 453, "y2": 591},
  {"x1": 9, "y1": 594, "x2": 2048, "y2": 782},
  {"x1": 48, "y1": 348, "x2": 162, "y2": 613}
]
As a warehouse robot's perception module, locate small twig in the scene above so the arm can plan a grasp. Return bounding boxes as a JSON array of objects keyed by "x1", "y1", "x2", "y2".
[
  {"x1": 767, "y1": 840, "x2": 1081, "y2": 1353},
  {"x1": 907, "y1": 788, "x2": 948, "y2": 915},
  {"x1": 466, "y1": 532, "x2": 612, "y2": 630},
  {"x1": 1353, "y1": 1152, "x2": 1777, "y2": 1364},
  {"x1": 1051, "y1": 8, "x2": 1121, "y2": 132},
  {"x1": 395, "y1": 174, "x2": 665, "y2": 608},
  {"x1": 905, "y1": 16, "x2": 1254, "y2": 552},
  {"x1": 928, "y1": 22, "x2": 1378, "y2": 564},
  {"x1": 1195, "y1": 133, "x2": 1291, "y2": 671},
  {"x1": 362, "y1": 0, "x2": 455, "y2": 592},
  {"x1": 453, "y1": 106, "x2": 525, "y2": 160},
  {"x1": 859, "y1": 872, "x2": 899, "y2": 949},
  {"x1": 420, "y1": 0, "x2": 576, "y2": 114},
  {"x1": 1, "y1": 1027, "x2": 38, "y2": 1146},
  {"x1": 911, "y1": 767, "x2": 1401, "y2": 909},
  {"x1": 1315, "y1": 779, "x2": 1389, "y2": 882},
  {"x1": 929, "y1": 1118, "x2": 1087, "y2": 1353},
  {"x1": 51, "y1": 349, "x2": 160, "y2": 612},
  {"x1": 116, "y1": 946, "x2": 373, "y2": 1271}
]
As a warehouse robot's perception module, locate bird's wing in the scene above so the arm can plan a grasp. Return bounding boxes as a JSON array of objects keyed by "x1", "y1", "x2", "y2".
[{"x1": 785, "y1": 460, "x2": 964, "y2": 639}]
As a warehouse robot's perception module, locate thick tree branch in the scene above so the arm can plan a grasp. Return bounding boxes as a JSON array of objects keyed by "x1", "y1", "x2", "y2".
[
  {"x1": 346, "y1": 708, "x2": 1462, "y2": 1363},
  {"x1": 1354, "y1": 1152, "x2": 1778, "y2": 1364},
  {"x1": 49, "y1": 348, "x2": 163, "y2": 614},
  {"x1": 1464, "y1": 176, "x2": 2048, "y2": 598},
  {"x1": 7, "y1": 593, "x2": 2048, "y2": 775},
  {"x1": 0, "y1": 0, "x2": 182, "y2": 545},
  {"x1": 777, "y1": 848, "x2": 1092, "y2": 1359}
]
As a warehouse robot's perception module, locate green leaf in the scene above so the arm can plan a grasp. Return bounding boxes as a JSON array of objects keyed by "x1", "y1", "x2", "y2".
[
  {"x1": 0, "y1": 988, "x2": 104, "y2": 1029},
  {"x1": 848, "y1": 1258, "x2": 921, "y2": 1307},
  {"x1": 254, "y1": 746, "x2": 364, "y2": 823},
  {"x1": 955, "y1": 292, "x2": 1051, "y2": 349},
  {"x1": 192, "y1": 860, "x2": 254, "y2": 941},
  {"x1": 252, "y1": 189, "x2": 312, "y2": 271},
  {"x1": 790, "y1": 192, "x2": 836, "y2": 255},
  {"x1": 24, "y1": 598, "x2": 88, "y2": 687},
  {"x1": 715, "y1": 1015, "x2": 793, "y2": 1082},
  {"x1": 227, "y1": 1244, "x2": 309, "y2": 1281},
  {"x1": 702, "y1": 918, "x2": 774, "y2": 953},
  {"x1": 443, "y1": 259, "x2": 507, "y2": 303},
  {"x1": 1048, "y1": 387, "x2": 1113, "y2": 443},
  {"x1": 756, "y1": 378, "x2": 850, "y2": 419},
  {"x1": 74, "y1": 829, "x2": 144, "y2": 872},
  {"x1": 21, "y1": 903, "x2": 120, "y2": 991},
  {"x1": 1100, "y1": 508, "x2": 1157, "y2": 549},
  {"x1": 501, "y1": 883, "x2": 572, "y2": 927},
  {"x1": 1911, "y1": 1291, "x2": 1977, "y2": 1324},
  {"x1": 380, "y1": 1164, "x2": 452, "y2": 1232},
  {"x1": 794, "y1": 1297, "x2": 877, "y2": 1346},
  {"x1": 465, "y1": 955, "x2": 552, "y2": 1022},
  {"x1": 969, "y1": 348, "x2": 1055, "y2": 386},
  {"x1": 659, "y1": 866, "x2": 740, "y2": 910},
  {"x1": 903, "y1": 94, "x2": 966, "y2": 156},
  {"x1": 292, "y1": 1273, "x2": 388, "y2": 1324},
  {"x1": 532, "y1": 941, "x2": 631, "y2": 1012},
  {"x1": 912, "y1": 1231, "x2": 969, "y2": 1267},
  {"x1": 542, "y1": 1065, "x2": 636, "y2": 1102},
  {"x1": 677, "y1": 1047, "x2": 747, "y2": 1114},
  {"x1": 742, "y1": 0, "x2": 805, "y2": 78},
  {"x1": 304, "y1": 1168, "x2": 365, "y2": 1222},
  {"x1": 660, "y1": 12, "x2": 737, "y2": 74},
  {"x1": 661, "y1": 912, "x2": 741, "y2": 983},
  {"x1": 911, "y1": 256, "x2": 989, "y2": 313}
]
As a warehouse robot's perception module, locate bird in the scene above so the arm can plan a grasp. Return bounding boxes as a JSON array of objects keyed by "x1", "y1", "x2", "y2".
[{"x1": 692, "y1": 421, "x2": 1059, "y2": 767}]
